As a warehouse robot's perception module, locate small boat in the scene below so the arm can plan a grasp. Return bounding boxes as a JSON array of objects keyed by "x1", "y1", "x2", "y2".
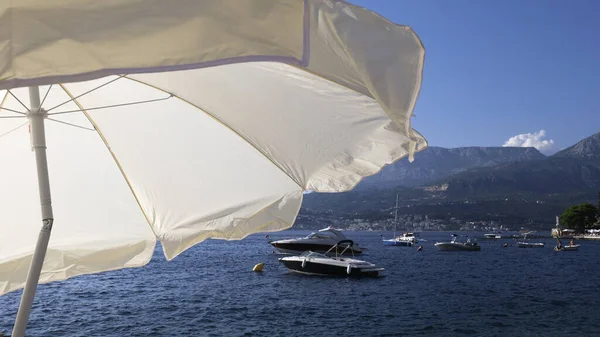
[
  {"x1": 402, "y1": 232, "x2": 419, "y2": 243},
  {"x1": 517, "y1": 233, "x2": 544, "y2": 248},
  {"x1": 269, "y1": 226, "x2": 363, "y2": 255},
  {"x1": 518, "y1": 242, "x2": 545, "y2": 248},
  {"x1": 384, "y1": 232, "x2": 419, "y2": 246},
  {"x1": 383, "y1": 237, "x2": 413, "y2": 247},
  {"x1": 434, "y1": 235, "x2": 481, "y2": 251},
  {"x1": 279, "y1": 240, "x2": 384, "y2": 277},
  {"x1": 554, "y1": 244, "x2": 580, "y2": 251},
  {"x1": 554, "y1": 239, "x2": 580, "y2": 251},
  {"x1": 484, "y1": 233, "x2": 501, "y2": 239}
]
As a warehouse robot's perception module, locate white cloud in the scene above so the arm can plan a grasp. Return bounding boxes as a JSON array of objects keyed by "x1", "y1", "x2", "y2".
[{"x1": 503, "y1": 130, "x2": 555, "y2": 153}]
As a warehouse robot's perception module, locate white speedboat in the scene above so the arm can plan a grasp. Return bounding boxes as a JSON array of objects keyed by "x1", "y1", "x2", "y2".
[
  {"x1": 402, "y1": 232, "x2": 420, "y2": 243},
  {"x1": 383, "y1": 237, "x2": 413, "y2": 246},
  {"x1": 435, "y1": 235, "x2": 481, "y2": 251},
  {"x1": 383, "y1": 232, "x2": 419, "y2": 246},
  {"x1": 279, "y1": 240, "x2": 383, "y2": 277},
  {"x1": 270, "y1": 227, "x2": 363, "y2": 255}
]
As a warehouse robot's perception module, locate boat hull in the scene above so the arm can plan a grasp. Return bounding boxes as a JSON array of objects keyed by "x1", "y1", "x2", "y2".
[
  {"x1": 434, "y1": 242, "x2": 480, "y2": 251},
  {"x1": 517, "y1": 242, "x2": 545, "y2": 248},
  {"x1": 383, "y1": 239, "x2": 413, "y2": 247},
  {"x1": 279, "y1": 259, "x2": 382, "y2": 277},
  {"x1": 554, "y1": 244, "x2": 580, "y2": 251}
]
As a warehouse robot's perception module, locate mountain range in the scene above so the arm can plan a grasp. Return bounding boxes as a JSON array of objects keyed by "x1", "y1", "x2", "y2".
[{"x1": 300, "y1": 132, "x2": 600, "y2": 229}]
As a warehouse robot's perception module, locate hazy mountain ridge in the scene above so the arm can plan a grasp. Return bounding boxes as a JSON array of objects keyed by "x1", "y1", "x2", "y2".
[
  {"x1": 356, "y1": 146, "x2": 545, "y2": 189},
  {"x1": 436, "y1": 132, "x2": 600, "y2": 195}
]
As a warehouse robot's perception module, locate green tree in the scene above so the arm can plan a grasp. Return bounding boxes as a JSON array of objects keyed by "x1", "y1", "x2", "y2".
[{"x1": 560, "y1": 203, "x2": 598, "y2": 232}]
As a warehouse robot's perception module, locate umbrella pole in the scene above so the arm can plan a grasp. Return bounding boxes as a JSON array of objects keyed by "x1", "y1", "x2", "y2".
[{"x1": 12, "y1": 86, "x2": 55, "y2": 337}]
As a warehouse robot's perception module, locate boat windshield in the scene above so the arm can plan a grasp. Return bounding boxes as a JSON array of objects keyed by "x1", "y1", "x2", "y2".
[
  {"x1": 306, "y1": 229, "x2": 344, "y2": 240},
  {"x1": 299, "y1": 251, "x2": 329, "y2": 259},
  {"x1": 306, "y1": 232, "x2": 335, "y2": 239}
]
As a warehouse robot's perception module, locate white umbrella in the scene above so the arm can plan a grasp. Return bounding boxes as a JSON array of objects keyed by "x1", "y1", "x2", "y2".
[{"x1": 0, "y1": 1, "x2": 426, "y2": 335}]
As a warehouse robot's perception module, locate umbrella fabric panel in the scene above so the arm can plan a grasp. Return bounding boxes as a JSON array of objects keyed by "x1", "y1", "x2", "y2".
[
  {"x1": 128, "y1": 62, "x2": 425, "y2": 194},
  {"x1": 0, "y1": 87, "x2": 156, "y2": 295},
  {"x1": 305, "y1": 1, "x2": 425, "y2": 135},
  {"x1": 0, "y1": 0, "x2": 306, "y2": 88},
  {"x1": 63, "y1": 73, "x2": 305, "y2": 260}
]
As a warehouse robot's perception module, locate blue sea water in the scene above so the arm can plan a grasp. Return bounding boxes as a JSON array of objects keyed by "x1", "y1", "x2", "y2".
[{"x1": 1, "y1": 231, "x2": 600, "y2": 337}]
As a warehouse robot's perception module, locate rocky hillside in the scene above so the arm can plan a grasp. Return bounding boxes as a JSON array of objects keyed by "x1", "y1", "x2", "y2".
[
  {"x1": 436, "y1": 132, "x2": 600, "y2": 197},
  {"x1": 552, "y1": 132, "x2": 600, "y2": 160}
]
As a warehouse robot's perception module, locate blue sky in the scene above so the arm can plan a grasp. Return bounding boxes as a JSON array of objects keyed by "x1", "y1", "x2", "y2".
[{"x1": 351, "y1": 0, "x2": 600, "y2": 154}]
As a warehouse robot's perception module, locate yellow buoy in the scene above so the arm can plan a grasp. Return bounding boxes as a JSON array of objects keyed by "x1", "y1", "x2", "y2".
[{"x1": 253, "y1": 263, "x2": 265, "y2": 272}]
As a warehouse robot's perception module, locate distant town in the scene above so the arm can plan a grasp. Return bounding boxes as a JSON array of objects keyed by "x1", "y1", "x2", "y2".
[{"x1": 295, "y1": 213, "x2": 515, "y2": 233}]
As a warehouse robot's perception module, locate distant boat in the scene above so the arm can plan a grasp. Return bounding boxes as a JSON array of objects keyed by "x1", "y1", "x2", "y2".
[
  {"x1": 518, "y1": 242, "x2": 545, "y2": 248},
  {"x1": 554, "y1": 245, "x2": 580, "y2": 251},
  {"x1": 435, "y1": 235, "x2": 481, "y2": 251},
  {"x1": 517, "y1": 233, "x2": 544, "y2": 248},
  {"x1": 554, "y1": 239, "x2": 580, "y2": 251},
  {"x1": 484, "y1": 233, "x2": 501, "y2": 239},
  {"x1": 383, "y1": 194, "x2": 414, "y2": 247}
]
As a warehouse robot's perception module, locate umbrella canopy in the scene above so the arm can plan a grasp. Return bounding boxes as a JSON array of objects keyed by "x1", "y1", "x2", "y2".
[{"x1": 0, "y1": 0, "x2": 426, "y2": 335}]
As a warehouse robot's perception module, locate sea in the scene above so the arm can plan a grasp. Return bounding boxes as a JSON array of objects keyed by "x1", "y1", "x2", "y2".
[{"x1": 1, "y1": 230, "x2": 600, "y2": 337}]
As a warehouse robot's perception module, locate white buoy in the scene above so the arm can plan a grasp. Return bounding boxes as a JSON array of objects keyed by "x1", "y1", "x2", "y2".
[
  {"x1": 346, "y1": 265, "x2": 352, "y2": 275},
  {"x1": 301, "y1": 258, "x2": 307, "y2": 268}
]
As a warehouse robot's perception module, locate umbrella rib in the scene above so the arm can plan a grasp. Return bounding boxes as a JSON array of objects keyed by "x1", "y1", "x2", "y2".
[
  {"x1": 46, "y1": 75, "x2": 126, "y2": 112},
  {"x1": 0, "y1": 107, "x2": 27, "y2": 115},
  {"x1": 47, "y1": 117, "x2": 96, "y2": 131},
  {"x1": 6, "y1": 90, "x2": 30, "y2": 113},
  {"x1": 0, "y1": 121, "x2": 29, "y2": 139},
  {"x1": 0, "y1": 90, "x2": 8, "y2": 113},
  {"x1": 39, "y1": 84, "x2": 53, "y2": 110},
  {"x1": 47, "y1": 94, "x2": 173, "y2": 116},
  {"x1": 57, "y1": 83, "x2": 159, "y2": 238},
  {"x1": 123, "y1": 76, "x2": 306, "y2": 190},
  {"x1": 0, "y1": 91, "x2": 26, "y2": 116}
]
